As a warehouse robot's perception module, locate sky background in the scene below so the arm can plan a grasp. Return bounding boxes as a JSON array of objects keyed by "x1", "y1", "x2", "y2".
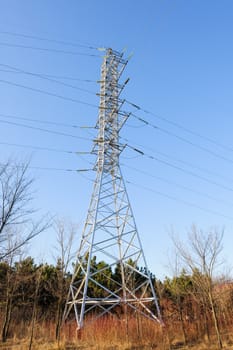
[{"x1": 0, "y1": 0, "x2": 233, "y2": 279}]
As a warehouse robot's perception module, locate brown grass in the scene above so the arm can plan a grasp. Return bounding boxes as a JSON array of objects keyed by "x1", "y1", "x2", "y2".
[{"x1": 0, "y1": 316, "x2": 233, "y2": 350}]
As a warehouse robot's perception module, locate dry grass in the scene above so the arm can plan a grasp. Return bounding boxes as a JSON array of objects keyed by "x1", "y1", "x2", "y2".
[
  {"x1": 0, "y1": 316, "x2": 233, "y2": 350},
  {"x1": 1, "y1": 339, "x2": 233, "y2": 350},
  {"x1": 1, "y1": 341, "x2": 233, "y2": 350}
]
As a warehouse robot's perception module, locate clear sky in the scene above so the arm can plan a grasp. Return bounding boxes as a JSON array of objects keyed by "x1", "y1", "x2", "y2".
[{"x1": 0, "y1": 1, "x2": 233, "y2": 279}]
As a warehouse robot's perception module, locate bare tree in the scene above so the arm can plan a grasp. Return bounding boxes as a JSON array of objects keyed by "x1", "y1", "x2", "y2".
[
  {"x1": 172, "y1": 225, "x2": 224, "y2": 349},
  {"x1": 0, "y1": 160, "x2": 50, "y2": 260},
  {"x1": 1, "y1": 232, "x2": 21, "y2": 342},
  {"x1": 0, "y1": 160, "x2": 50, "y2": 342},
  {"x1": 53, "y1": 218, "x2": 76, "y2": 340},
  {"x1": 166, "y1": 253, "x2": 189, "y2": 346},
  {"x1": 28, "y1": 265, "x2": 43, "y2": 350}
]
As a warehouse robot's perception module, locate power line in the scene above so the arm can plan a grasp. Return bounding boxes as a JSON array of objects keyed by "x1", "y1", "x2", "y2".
[
  {"x1": 3, "y1": 110, "x2": 231, "y2": 195},
  {"x1": 1, "y1": 44, "x2": 232, "y2": 218},
  {"x1": 0, "y1": 41, "x2": 101, "y2": 57},
  {"x1": 2, "y1": 60, "x2": 228, "y2": 163},
  {"x1": 126, "y1": 100, "x2": 233, "y2": 154},
  {"x1": 0, "y1": 68, "x2": 96, "y2": 83},
  {"x1": 4, "y1": 108, "x2": 226, "y2": 188},
  {"x1": 0, "y1": 119, "x2": 93, "y2": 141},
  {"x1": 0, "y1": 140, "x2": 95, "y2": 168},
  {"x1": 2, "y1": 109, "x2": 232, "y2": 196},
  {"x1": 0, "y1": 63, "x2": 97, "y2": 96},
  {"x1": 29, "y1": 166, "x2": 91, "y2": 172},
  {"x1": 4, "y1": 74, "x2": 228, "y2": 170},
  {"x1": 0, "y1": 140, "x2": 75, "y2": 154},
  {"x1": 0, "y1": 112, "x2": 95, "y2": 130},
  {"x1": 126, "y1": 144, "x2": 233, "y2": 193},
  {"x1": 2, "y1": 69, "x2": 230, "y2": 165},
  {"x1": 0, "y1": 78, "x2": 99, "y2": 108},
  {"x1": 126, "y1": 179, "x2": 233, "y2": 222},
  {"x1": 130, "y1": 113, "x2": 233, "y2": 165},
  {"x1": 4, "y1": 115, "x2": 232, "y2": 196},
  {"x1": 0, "y1": 162, "x2": 92, "y2": 173},
  {"x1": 122, "y1": 163, "x2": 233, "y2": 208},
  {"x1": 121, "y1": 135, "x2": 233, "y2": 185},
  {"x1": 7, "y1": 63, "x2": 229, "y2": 172},
  {"x1": 0, "y1": 30, "x2": 103, "y2": 51}
]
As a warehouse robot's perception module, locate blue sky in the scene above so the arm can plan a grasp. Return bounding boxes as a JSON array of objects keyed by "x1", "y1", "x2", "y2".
[{"x1": 0, "y1": 1, "x2": 233, "y2": 279}]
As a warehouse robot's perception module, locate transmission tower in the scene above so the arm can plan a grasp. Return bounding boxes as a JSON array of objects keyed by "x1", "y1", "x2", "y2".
[{"x1": 64, "y1": 48, "x2": 162, "y2": 329}]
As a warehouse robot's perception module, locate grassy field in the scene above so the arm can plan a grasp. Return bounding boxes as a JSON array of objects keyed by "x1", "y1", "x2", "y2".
[
  {"x1": 0, "y1": 317, "x2": 232, "y2": 350},
  {"x1": 1, "y1": 341, "x2": 233, "y2": 350}
]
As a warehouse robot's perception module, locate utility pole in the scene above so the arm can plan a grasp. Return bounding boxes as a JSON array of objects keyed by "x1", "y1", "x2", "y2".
[{"x1": 64, "y1": 48, "x2": 162, "y2": 329}]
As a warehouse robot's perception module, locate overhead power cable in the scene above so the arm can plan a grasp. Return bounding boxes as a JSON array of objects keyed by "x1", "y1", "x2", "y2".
[
  {"x1": 2, "y1": 70, "x2": 230, "y2": 165},
  {"x1": 0, "y1": 63, "x2": 97, "y2": 96},
  {"x1": 0, "y1": 140, "x2": 75, "y2": 154},
  {"x1": 131, "y1": 113, "x2": 233, "y2": 165},
  {"x1": 122, "y1": 163, "x2": 233, "y2": 208},
  {"x1": 0, "y1": 78, "x2": 99, "y2": 108},
  {"x1": 2, "y1": 110, "x2": 232, "y2": 190},
  {"x1": 0, "y1": 162, "x2": 92, "y2": 173},
  {"x1": 0, "y1": 141, "x2": 95, "y2": 167},
  {"x1": 0, "y1": 112, "x2": 95, "y2": 130},
  {"x1": 120, "y1": 136, "x2": 233, "y2": 185},
  {"x1": 0, "y1": 119, "x2": 93, "y2": 141},
  {"x1": 0, "y1": 30, "x2": 103, "y2": 51},
  {"x1": 126, "y1": 100, "x2": 233, "y2": 154},
  {"x1": 0, "y1": 161, "x2": 95, "y2": 183},
  {"x1": 7, "y1": 64, "x2": 229, "y2": 171},
  {"x1": 2, "y1": 111, "x2": 232, "y2": 191},
  {"x1": 29, "y1": 166, "x2": 92, "y2": 172},
  {"x1": 126, "y1": 179, "x2": 233, "y2": 222},
  {"x1": 0, "y1": 68, "x2": 96, "y2": 83},
  {"x1": 0, "y1": 41, "x2": 101, "y2": 57},
  {"x1": 0, "y1": 113, "x2": 233, "y2": 187},
  {"x1": 126, "y1": 144, "x2": 233, "y2": 193}
]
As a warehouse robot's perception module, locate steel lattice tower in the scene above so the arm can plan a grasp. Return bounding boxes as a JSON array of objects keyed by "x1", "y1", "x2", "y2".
[{"x1": 64, "y1": 48, "x2": 162, "y2": 329}]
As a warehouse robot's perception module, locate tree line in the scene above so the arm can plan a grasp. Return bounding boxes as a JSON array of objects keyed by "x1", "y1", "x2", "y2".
[
  {"x1": 0, "y1": 249, "x2": 232, "y2": 348},
  {"x1": 0, "y1": 161, "x2": 233, "y2": 349}
]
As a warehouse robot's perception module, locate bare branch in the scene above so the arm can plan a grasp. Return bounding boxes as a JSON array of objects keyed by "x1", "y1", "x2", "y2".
[{"x1": 0, "y1": 160, "x2": 50, "y2": 260}]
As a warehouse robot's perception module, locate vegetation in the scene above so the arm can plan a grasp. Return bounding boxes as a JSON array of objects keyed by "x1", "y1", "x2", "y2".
[
  {"x1": 0, "y1": 161, "x2": 49, "y2": 261},
  {"x1": 0, "y1": 162, "x2": 233, "y2": 349},
  {"x1": 0, "y1": 253, "x2": 232, "y2": 350}
]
